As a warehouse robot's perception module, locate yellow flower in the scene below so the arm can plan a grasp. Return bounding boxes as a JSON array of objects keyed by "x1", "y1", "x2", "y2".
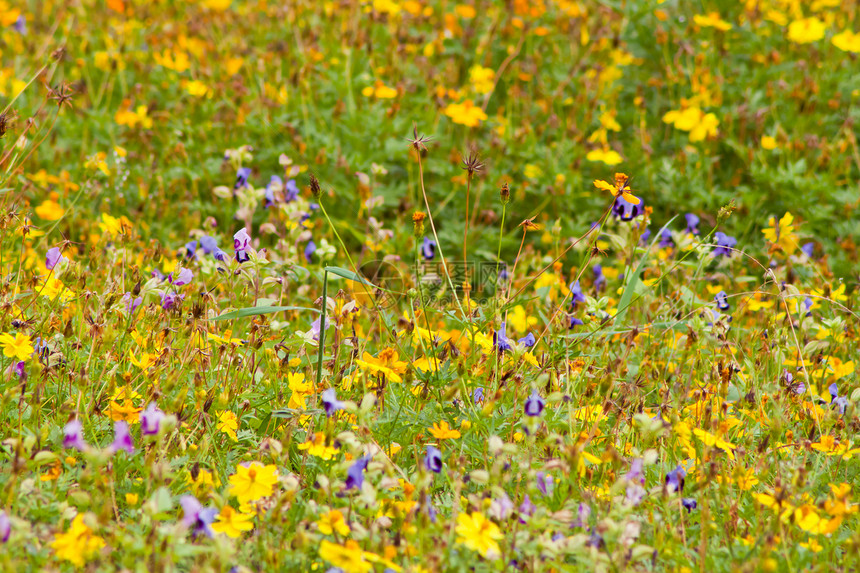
[
  {"x1": 0, "y1": 332, "x2": 34, "y2": 361},
  {"x1": 318, "y1": 509, "x2": 351, "y2": 536},
  {"x1": 218, "y1": 411, "x2": 239, "y2": 441},
  {"x1": 114, "y1": 104, "x2": 153, "y2": 129},
  {"x1": 186, "y1": 80, "x2": 212, "y2": 98},
  {"x1": 99, "y1": 213, "x2": 131, "y2": 236},
  {"x1": 108, "y1": 386, "x2": 143, "y2": 423},
  {"x1": 355, "y1": 348, "x2": 407, "y2": 382},
  {"x1": 125, "y1": 493, "x2": 139, "y2": 506},
  {"x1": 761, "y1": 135, "x2": 778, "y2": 150},
  {"x1": 833, "y1": 30, "x2": 860, "y2": 52},
  {"x1": 693, "y1": 12, "x2": 731, "y2": 31},
  {"x1": 523, "y1": 163, "x2": 543, "y2": 179},
  {"x1": 428, "y1": 421, "x2": 461, "y2": 440},
  {"x1": 211, "y1": 505, "x2": 254, "y2": 538},
  {"x1": 362, "y1": 80, "x2": 398, "y2": 99},
  {"x1": 593, "y1": 173, "x2": 641, "y2": 205},
  {"x1": 469, "y1": 65, "x2": 495, "y2": 94},
  {"x1": 319, "y1": 540, "x2": 372, "y2": 573},
  {"x1": 51, "y1": 514, "x2": 106, "y2": 567},
  {"x1": 811, "y1": 435, "x2": 837, "y2": 452},
  {"x1": 187, "y1": 468, "x2": 221, "y2": 496},
  {"x1": 297, "y1": 432, "x2": 339, "y2": 460},
  {"x1": 455, "y1": 4, "x2": 476, "y2": 18},
  {"x1": 692, "y1": 427, "x2": 737, "y2": 460},
  {"x1": 663, "y1": 106, "x2": 719, "y2": 141},
  {"x1": 788, "y1": 18, "x2": 826, "y2": 44},
  {"x1": 761, "y1": 212, "x2": 799, "y2": 254},
  {"x1": 35, "y1": 200, "x2": 65, "y2": 221},
  {"x1": 203, "y1": 0, "x2": 232, "y2": 11},
  {"x1": 455, "y1": 512, "x2": 503, "y2": 559},
  {"x1": 586, "y1": 147, "x2": 623, "y2": 165},
  {"x1": 227, "y1": 462, "x2": 279, "y2": 503},
  {"x1": 444, "y1": 100, "x2": 488, "y2": 127}
]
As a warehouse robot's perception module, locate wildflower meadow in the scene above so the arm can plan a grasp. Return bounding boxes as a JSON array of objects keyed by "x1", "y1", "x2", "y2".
[{"x1": 2, "y1": 0, "x2": 860, "y2": 571}]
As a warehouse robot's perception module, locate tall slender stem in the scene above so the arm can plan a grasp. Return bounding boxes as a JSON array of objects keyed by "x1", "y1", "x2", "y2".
[{"x1": 315, "y1": 270, "x2": 328, "y2": 392}]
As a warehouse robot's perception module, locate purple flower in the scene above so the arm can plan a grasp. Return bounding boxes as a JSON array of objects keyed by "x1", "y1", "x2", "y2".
[
  {"x1": 665, "y1": 466, "x2": 686, "y2": 493},
  {"x1": 659, "y1": 228, "x2": 674, "y2": 248},
  {"x1": 473, "y1": 387, "x2": 484, "y2": 404},
  {"x1": 685, "y1": 213, "x2": 700, "y2": 235},
  {"x1": 161, "y1": 292, "x2": 185, "y2": 310},
  {"x1": 233, "y1": 229, "x2": 252, "y2": 263},
  {"x1": 715, "y1": 291, "x2": 730, "y2": 311},
  {"x1": 63, "y1": 419, "x2": 86, "y2": 450},
  {"x1": 536, "y1": 471, "x2": 554, "y2": 496},
  {"x1": 833, "y1": 396, "x2": 848, "y2": 415},
  {"x1": 140, "y1": 403, "x2": 165, "y2": 436},
  {"x1": 524, "y1": 389, "x2": 545, "y2": 417},
  {"x1": 613, "y1": 195, "x2": 644, "y2": 221},
  {"x1": 593, "y1": 264, "x2": 605, "y2": 292},
  {"x1": 234, "y1": 167, "x2": 251, "y2": 190},
  {"x1": 572, "y1": 503, "x2": 591, "y2": 528},
  {"x1": 587, "y1": 532, "x2": 605, "y2": 549},
  {"x1": 13, "y1": 15, "x2": 26, "y2": 35},
  {"x1": 518, "y1": 495, "x2": 536, "y2": 523},
  {"x1": 46, "y1": 247, "x2": 63, "y2": 270},
  {"x1": 682, "y1": 498, "x2": 698, "y2": 512},
  {"x1": 264, "y1": 175, "x2": 283, "y2": 208},
  {"x1": 828, "y1": 382, "x2": 839, "y2": 402},
  {"x1": 801, "y1": 297, "x2": 813, "y2": 317},
  {"x1": 801, "y1": 242, "x2": 815, "y2": 258},
  {"x1": 0, "y1": 511, "x2": 9, "y2": 543},
  {"x1": 712, "y1": 232, "x2": 737, "y2": 257},
  {"x1": 569, "y1": 280, "x2": 587, "y2": 308},
  {"x1": 421, "y1": 237, "x2": 436, "y2": 260},
  {"x1": 424, "y1": 445, "x2": 443, "y2": 473},
  {"x1": 123, "y1": 292, "x2": 142, "y2": 314},
  {"x1": 200, "y1": 235, "x2": 219, "y2": 255},
  {"x1": 304, "y1": 240, "x2": 316, "y2": 263},
  {"x1": 345, "y1": 456, "x2": 370, "y2": 490},
  {"x1": 569, "y1": 316, "x2": 584, "y2": 329},
  {"x1": 490, "y1": 492, "x2": 514, "y2": 520},
  {"x1": 639, "y1": 227, "x2": 652, "y2": 245},
  {"x1": 180, "y1": 495, "x2": 217, "y2": 538},
  {"x1": 498, "y1": 266, "x2": 510, "y2": 283},
  {"x1": 184, "y1": 241, "x2": 198, "y2": 259},
  {"x1": 625, "y1": 458, "x2": 646, "y2": 505},
  {"x1": 494, "y1": 322, "x2": 512, "y2": 352},
  {"x1": 518, "y1": 332, "x2": 536, "y2": 348},
  {"x1": 285, "y1": 179, "x2": 300, "y2": 202},
  {"x1": 310, "y1": 316, "x2": 329, "y2": 342},
  {"x1": 321, "y1": 388, "x2": 344, "y2": 417},
  {"x1": 111, "y1": 421, "x2": 135, "y2": 454},
  {"x1": 13, "y1": 361, "x2": 26, "y2": 381},
  {"x1": 169, "y1": 268, "x2": 193, "y2": 287}
]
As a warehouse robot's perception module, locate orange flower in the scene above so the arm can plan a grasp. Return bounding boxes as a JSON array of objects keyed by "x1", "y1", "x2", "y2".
[
  {"x1": 428, "y1": 421, "x2": 461, "y2": 440},
  {"x1": 593, "y1": 173, "x2": 640, "y2": 205}
]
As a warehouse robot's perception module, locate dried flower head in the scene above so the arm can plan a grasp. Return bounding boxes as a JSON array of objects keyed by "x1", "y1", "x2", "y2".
[
  {"x1": 309, "y1": 174, "x2": 322, "y2": 199},
  {"x1": 461, "y1": 150, "x2": 484, "y2": 176},
  {"x1": 406, "y1": 122, "x2": 432, "y2": 152},
  {"x1": 500, "y1": 183, "x2": 510, "y2": 205},
  {"x1": 48, "y1": 83, "x2": 75, "y2": 109}
]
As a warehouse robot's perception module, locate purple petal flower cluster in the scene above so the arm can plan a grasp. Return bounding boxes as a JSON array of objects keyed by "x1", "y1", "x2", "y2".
[
  {"x1": 180, "y1": 495, "x2": 217, "y2": 538},
  {"x1": 685, "y1": 213, "x2": 700, "y2": 235},
  {"x1": 111, "y1": 421, "x2": 135, "y2": 454},
  {"x1": 321, "y1": 387, "x2": 345, "y2": 417},
  {"x1": 421, "y1": 237, "x2": 436, "y2": 260},
  {"x1": 345, "y1": 456, "x2": 371, "y2": 490},
  {"x1": 494, "y1": 322, "x2": 512, "y2": 352},
  {"x1": 63, "y1": 419, "x2": 86, "y2": 450},
  {"x1": 524, "y1": 389, "x2": 545, "y2": 417},
  {"x1": 713, "y1": 232, "x2": 737, "y2": 257},
  {"x1": 140, "y1": 403, "x2": 165, "y2": 436},
  {"x1": 233, "y1": 229, "x2": 252, "y2": 263},
  {"x1": 424, "y1": 445, "x2": 442, "y2": 473}
]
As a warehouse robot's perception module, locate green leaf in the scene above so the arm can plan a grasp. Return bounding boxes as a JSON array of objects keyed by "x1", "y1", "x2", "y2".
[
  {"x1": 324, "y1": 266, "x2": 383, "y2": 290},
  {"x1": 210, "y1": 305, "x2": 319, "y2": 321}
]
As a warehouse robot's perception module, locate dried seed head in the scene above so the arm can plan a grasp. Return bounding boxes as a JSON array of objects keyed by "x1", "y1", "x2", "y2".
[
  {"x1": 461, "y1": 149, "x2": 484, "y2": 176},
  {"x1": 406, "y1": 121, "x2": 433, "y2": 152},
  {"x1": 309, "y1": 173, "x2": 322, "y2": 199},
  {"x1": 499, "y1": 183, "x2": 510, "y2": 205},
  {"x1": 0, "y1": 111, "x2": 11, "y2": 139}
]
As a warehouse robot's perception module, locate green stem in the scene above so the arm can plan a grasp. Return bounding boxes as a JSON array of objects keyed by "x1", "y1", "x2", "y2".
[{"x1": 316, "y1": 270, "x2": 328, "y2": 391}]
